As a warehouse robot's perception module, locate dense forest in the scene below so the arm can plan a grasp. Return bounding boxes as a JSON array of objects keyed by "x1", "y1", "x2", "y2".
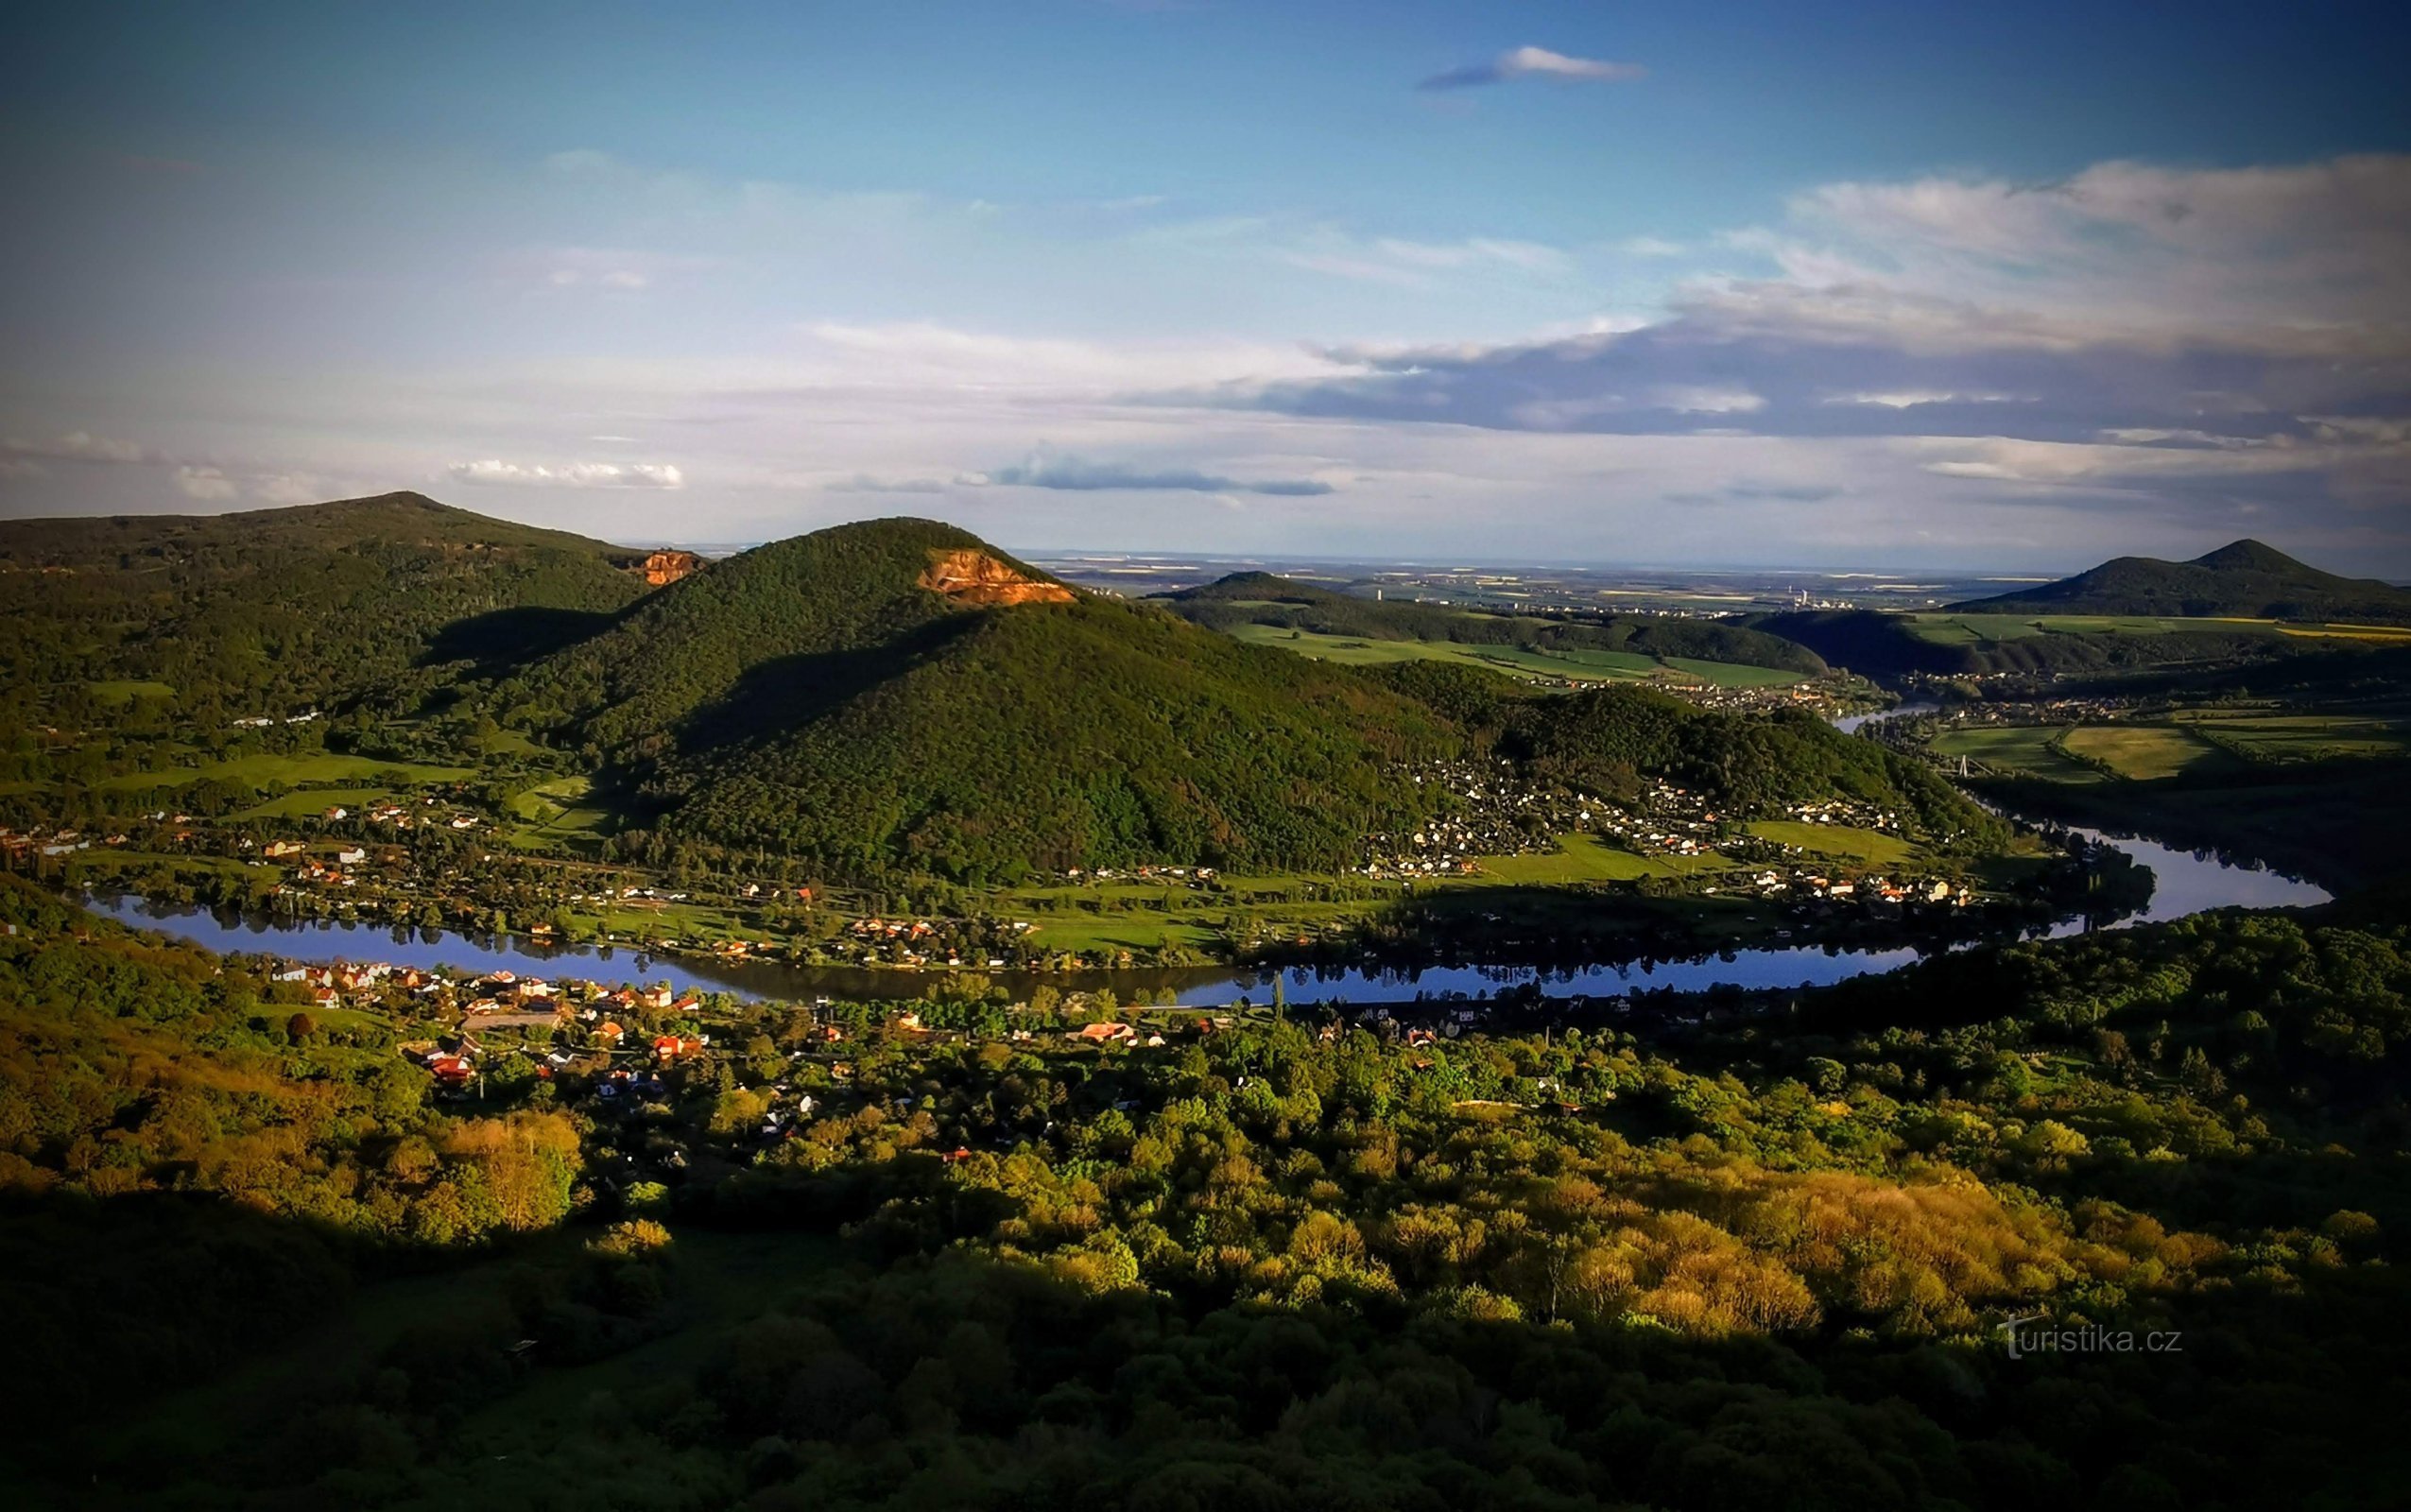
[
  {"x1": 1165, "y1": 571, "x2": 1827, "y2": 675},
  {"x1": 3, "y1": 870, "x2": 2406, "y2": 1507},
  {"x1": 467, "y1": 519, "x2": 1977, "y2": 883},
  {"x1": 0, "y1": 492, "x2": 650, "y2": 726}
]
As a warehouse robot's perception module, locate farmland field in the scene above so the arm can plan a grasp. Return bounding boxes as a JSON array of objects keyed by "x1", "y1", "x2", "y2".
[
  {"x1": 2060, "y1": 724, "x2": 2230, "y2": 780},
  {"x1": 1227, "y1": 624, "x2": 1802, "y2": 689},
  {"x1": 1746, "y1": 819, "x2": 1916, "y2": 866},
  {"x1": 94, "y1": 751, "x2": 475, "y2": 794},
  {"x1": 1904, "y1": 612, "x2": 2411, "y2": 646},
  {"x1": 1930, "y1": 725, "x2": 2104, "y2": 783},
  {"x1": 2176, "y1": 712, "x2": 2411, "y2": 762}
]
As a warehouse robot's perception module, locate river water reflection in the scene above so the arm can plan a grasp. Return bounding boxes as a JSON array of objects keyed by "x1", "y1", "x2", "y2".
[
  {"x1": 77, "y1": 696, "x2": 2331, "y2": 1006},
  {"x1": 84, "y1": 818, "x2": 2326, "y2": 1008}
]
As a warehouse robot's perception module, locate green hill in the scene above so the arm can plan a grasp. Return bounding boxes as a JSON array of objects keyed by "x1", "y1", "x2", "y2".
[
  {"x1": 1950, "y1": 539, "x2": 2411, "y2": 623},
  {"x1": 1164, "y1": 571, "x2": 1827, "y2": 675},
  {"x1": 505, "y1": 520, "x2": 1465, "y2": 882},
  {"x1": 0, "y1": 491, "x2": 652, "y2": 720}
]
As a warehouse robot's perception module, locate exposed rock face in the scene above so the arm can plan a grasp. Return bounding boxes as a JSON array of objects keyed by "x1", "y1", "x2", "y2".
[
  {"x1": 918, "y1": 549, "x2": 1076, "y2": 606},
  {"x1": 642, "y1": 550, "x2": 701, "y2": 587}
]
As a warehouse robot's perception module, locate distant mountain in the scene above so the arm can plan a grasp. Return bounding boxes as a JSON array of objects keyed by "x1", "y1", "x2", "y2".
[
  {"x1": 0, "y1": 491, "x2": 651, "y2": 713},
  {"x1": 510, "y1": 519, "x2": 1463, "y2": 882},
  {"x1": 1164, "y1": 571, "x2": 1828, "y2": 676},
  {"x1": 1948, "y1": 540, "x2": 2411, "y2": 623}
]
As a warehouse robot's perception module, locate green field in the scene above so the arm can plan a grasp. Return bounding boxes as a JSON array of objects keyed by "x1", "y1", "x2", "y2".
[
  {"x1": 1228, "y1": 624, "x2": 1801, "y2": 690},
  {"x1": 1746, "y1": 819, "x2": 1916, "y2": 866},
  {"x1": 2176, "y1": 712, "x2": 2411, "y2": 762},
  {"x1": 95, "y1": 750, "x2": 474, "y2": 794},
  {"x1": 1474, "y1": 832, "x2": 1731, "y2": 883},
  {"x1": 1931, "y1": 725, "x2": 2106, "y2": 784},
  {"x1": 87, "y1": 679, "x2": 176, "y2": 705},
  {"x1": 233, "y1": 785, "x2": 393, "y2": 820},
  {"x1": 1906, "y1": 612, "x2": 2411, "y2": 647},
  {"x1": 2059, "y1": 724, "x2": 2233, "y2": 780},
  {"x1": 503, "y1": 775, "x2": 615, "y2": 850}
]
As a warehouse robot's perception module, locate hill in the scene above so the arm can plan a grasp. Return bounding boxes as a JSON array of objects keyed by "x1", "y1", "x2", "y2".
[
  {"x1": 503, "y1": 523, "x2": 1989, "y2": 882},
  {"x1": 1164, "y1": 571, "x2": 1828, "y2": 675},
  {"x1": 1747, "y1": 609, "x2": 2300, "y2": 680},
  {"x1": 1949, "y1": 539, "x2": 2411, "y2": 622},
  {"x1": 0, "y1": 491, "x2": 652, "y2": 721},
  {"x1": 504, "y1": 520, "x2": 1465, "y2": 882}
]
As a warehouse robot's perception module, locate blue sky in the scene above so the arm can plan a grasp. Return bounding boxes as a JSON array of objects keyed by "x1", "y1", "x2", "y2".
[{"x1": 3, "y1": 1, "x2": 2407, "y2": 569}]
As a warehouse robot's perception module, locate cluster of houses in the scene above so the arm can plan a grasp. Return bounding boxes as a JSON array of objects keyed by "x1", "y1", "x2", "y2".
[
  {"x1": 1359, "y1": 760, "x2": 1615, "y2": 878},
  {"x1": 1715, "y1": 868, "x2": 1972, "y2": 911},
  {"x1": 1774, "y1": 799, "x2": 1902, "y2": 832},
  {"x1": 228, "y1": 710, "x2": 321, "y2": 729},
  {"x1": 2, "y1": 826, "x2": 117, "y2": 860},
  {"x1": 847, "y1": 915, "x2": 1025, "y2": 969},
  {"x1": 1057, "y1": 865, "x2": 1218, "y2": 885}
]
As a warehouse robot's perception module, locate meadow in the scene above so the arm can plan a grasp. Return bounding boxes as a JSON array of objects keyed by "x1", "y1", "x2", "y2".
[
  {"x1": 1227, "y1": 623, "x2": 1804, "y2": 689},
  {"x1": 1905, "y1": 612, "x2": 2411, "y2": 646}
]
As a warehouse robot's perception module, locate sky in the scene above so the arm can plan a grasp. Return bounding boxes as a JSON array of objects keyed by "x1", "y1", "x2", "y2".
[{"x1": 2, "y1": 1, "x2": 2407, "y2": 572}]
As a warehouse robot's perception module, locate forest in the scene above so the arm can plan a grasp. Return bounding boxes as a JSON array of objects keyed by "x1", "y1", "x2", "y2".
[{"x1": 3, "y1": 868, "x2": 2406, "y2": 1508}]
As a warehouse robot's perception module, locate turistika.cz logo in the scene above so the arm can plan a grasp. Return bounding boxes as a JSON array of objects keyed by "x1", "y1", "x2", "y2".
[{"x1": 1998, "y1": 1314, "x2": 2182, "y2": 1360}]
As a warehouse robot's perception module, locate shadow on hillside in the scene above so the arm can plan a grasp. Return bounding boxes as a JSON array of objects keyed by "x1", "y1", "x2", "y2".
[
  {"x1": 422, "y1": 605, "x2": 621, "y2": 673},
  {"x1": 676, "y1": 615, "x2": 977, "y2": 754}
]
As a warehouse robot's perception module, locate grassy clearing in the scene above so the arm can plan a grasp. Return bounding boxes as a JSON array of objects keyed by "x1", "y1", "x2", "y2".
[
  {"x1": 96, "y1": 751, "x2": 474, "y2": 794},
  {"x1": 2178, "y1": 713, "x2": 2411, "y2": 762},
  {"x1": 2059, "y1": 724, "x2": 2230, "y2": 780},
  {"x1": 1474, "y1": 833, "x2": 1729, "y2": 883},
  {"x1": 1746, "y1": 820, "x2": 1916, "y2": 867},
  {"x1": 87, "y1": 679, "x2": 176, "y2": 705},
  {"x1": 1226, "y1": 623, "x2": 1800, "y2": 689},
  {"x1": 503, "y1": 776, "x2": 614, "y2": 850},
  {"x1": 233, "y1": 786, "x2": 391, "y2": 820},
  {"x1": 1907, "y1": 612, "x2": 2407, "y2": 647},
  {"x1": 1931, "y1": 725, "x2": 2106, "y2": 784},
  {"x1": 1661, "y1": 656, "x2": 1807, "y2": 689}
]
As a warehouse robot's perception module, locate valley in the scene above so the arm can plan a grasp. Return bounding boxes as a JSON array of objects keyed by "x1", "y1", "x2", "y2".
[{"x1": 3, "y1": 495, "x2": 2405, "y2": 1512}]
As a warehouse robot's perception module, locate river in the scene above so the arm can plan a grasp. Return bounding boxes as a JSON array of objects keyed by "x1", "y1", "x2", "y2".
[
  {"x1": 79, "y1": 826, "x2": 2326, "y2": 1008},
  {"x1": 76, "y1": 696, "x2": 2331, "y2": 1006}
]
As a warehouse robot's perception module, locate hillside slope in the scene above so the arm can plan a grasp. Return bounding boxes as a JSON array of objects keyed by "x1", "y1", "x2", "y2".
[
  {"x1": 1748, "y1": 609, "x2": 2298, "y2": 680},
  {"x1": 507, "y1": 520, "x2": 1463, "y2": 881},
  {"x1": 1165, "y1": 571, "x2": 1827, "y2": 675},
  {"x1": 1950, "y1": 540, "x2": 2411, "y2": 622},
  {"x1": 0, "y1": 491, "x2": 651, "y2": 717}
]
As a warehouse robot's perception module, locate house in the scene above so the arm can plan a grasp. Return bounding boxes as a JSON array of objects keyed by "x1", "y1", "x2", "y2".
[
  {"x1": 1073, "y1": 1022, "x2": 1137, "y2": 1044},
  {"x1": 264, "y1": 840, "x2": 305, "y2": 859},
  {"x1": 427, "y1": 1055, "x2": 474, "y2": 1087}
]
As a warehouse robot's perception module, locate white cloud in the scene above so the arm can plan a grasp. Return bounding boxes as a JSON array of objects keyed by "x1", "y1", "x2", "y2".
[
  {"x1": 252, "y1": 472, "x2": 335, "y2": 505},
  {"x1": 174, "y1": 466, "x2": 238, "y2": 501},
  {"x1": 977, "y1": 447, "x2": 1334, "y2": 496},
  {"x1": 3, "y1": 430, "x2": 158, "y2": 464},
  {"x1": 1420, "y1": 46, "x2": 1645, "y2": 91},
  {"x1": 1374, "y1": 237, "x2": 1570, "y2": 273},
  {"x1": 447, "y1": 459, "x2": 684, "y2": 489}
]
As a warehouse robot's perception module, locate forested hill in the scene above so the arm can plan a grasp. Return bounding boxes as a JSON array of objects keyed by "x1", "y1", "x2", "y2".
[
  {"x1": 1162, "y1": 570, "x2": 1828, "y2": 675},
  {"x1": 497, "y1": 519, "x2": 1466, "y2": 882},
  {"x1": 1746, "y1": 608, "x2": 2307, "y2": 679},
  {"x1": 0, "y1": 491, "x2": 652, "y2": 719},
  {"x1": 1950, "y1": 539, "x2": 2411, "y2": 622}
]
